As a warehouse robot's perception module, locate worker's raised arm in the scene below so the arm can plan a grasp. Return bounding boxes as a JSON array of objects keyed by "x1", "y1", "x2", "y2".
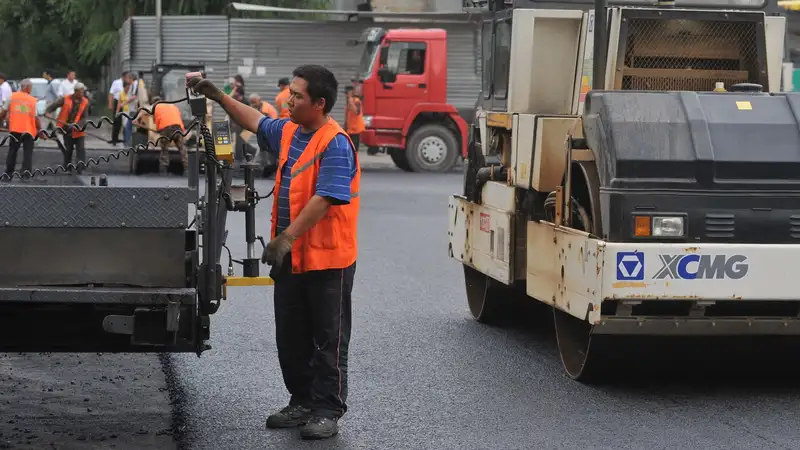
[
  {"x1": 186, "y1": 77, "x2": 263, "y2": 133},
  {"x1": 44, "y1": 97, "x2": 64, "y2": 115}
]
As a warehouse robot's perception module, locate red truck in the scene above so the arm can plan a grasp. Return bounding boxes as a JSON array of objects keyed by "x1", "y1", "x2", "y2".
[{"x1": 353, "y1": 27, "x2": 473, "y2": 173}]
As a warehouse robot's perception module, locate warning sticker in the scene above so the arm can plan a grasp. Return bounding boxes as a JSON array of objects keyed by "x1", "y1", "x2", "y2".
[{"x1": 480, "y1": 213, "x2": 491, "y2": 232}]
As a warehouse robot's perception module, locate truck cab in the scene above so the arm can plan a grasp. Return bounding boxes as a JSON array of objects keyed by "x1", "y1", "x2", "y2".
[{"x1": 355, "y1": 27, "x2": 470, "y2": 173}]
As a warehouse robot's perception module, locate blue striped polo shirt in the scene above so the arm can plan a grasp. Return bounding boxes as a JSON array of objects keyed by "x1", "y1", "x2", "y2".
[{"x1": 256, "y1": 117, "x2": 357, "y2": 235}]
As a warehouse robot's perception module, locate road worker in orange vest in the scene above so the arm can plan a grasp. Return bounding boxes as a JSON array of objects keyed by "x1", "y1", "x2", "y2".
[
  {"x1": 147, "y1": 96, "x2": 187, "y2": 174},
  {"x1": 275, "y1": 77, "x2": 291, "y2": 119},
  {"x1": 343, "y1": 86, "x2": 364, "y2": 152},
  {"x1": 188, "y1": 65, "x2": 359, "y2": 441},
  {"x1": 45, "y1": 82, "x2": 90, "y2": 173},
  {"x1": 248, "y1": 93, "x2": 278, "y2": 119},
  {"x1": 0, "y1": 79, "x2": 41, "y2": 178}
]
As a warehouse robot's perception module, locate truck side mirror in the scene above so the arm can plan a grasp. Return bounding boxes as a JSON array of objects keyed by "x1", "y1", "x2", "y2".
[{"x1": 378, "y1": 67, "x2": 396, "y2": 83}]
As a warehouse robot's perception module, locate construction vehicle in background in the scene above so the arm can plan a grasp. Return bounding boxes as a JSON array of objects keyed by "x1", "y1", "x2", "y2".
[
  {"x1": 129, "y1": 63, "x2": 211, "y2": 175},
  {"x1": 352, "y1": 27, "x2": 474, "y2": 173},
  {"x1": 449, "y1": 0, "x2": 794, "y2": 380}
]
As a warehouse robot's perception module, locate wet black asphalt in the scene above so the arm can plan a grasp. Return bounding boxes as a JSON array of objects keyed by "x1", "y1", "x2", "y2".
[{"x1": 3, "y1": 169, "x2": 800, "y2": 449}]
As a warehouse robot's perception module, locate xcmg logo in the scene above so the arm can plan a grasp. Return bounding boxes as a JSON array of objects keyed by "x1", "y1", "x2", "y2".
[{"x1": 653, "y1": 254, "x2": 749, "y2": 280}]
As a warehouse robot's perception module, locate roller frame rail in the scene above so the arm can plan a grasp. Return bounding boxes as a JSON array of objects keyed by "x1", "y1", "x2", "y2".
[
  {"x1": 0, "y1": 84, "x2": 273, "y2": 355},
  {"x1": 449, "y1": 0, "x2": 799, "y2": 380}
]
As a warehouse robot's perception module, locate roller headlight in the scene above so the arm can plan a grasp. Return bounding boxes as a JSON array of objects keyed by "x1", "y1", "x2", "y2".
[{"x1": 634, "y1": 215, "x2": 685, "y2": 238}]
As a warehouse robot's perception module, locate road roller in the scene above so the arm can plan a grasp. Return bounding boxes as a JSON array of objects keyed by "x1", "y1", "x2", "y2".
[{"x1": 449, "y1": 0, "x2": 797, "y2": 380}]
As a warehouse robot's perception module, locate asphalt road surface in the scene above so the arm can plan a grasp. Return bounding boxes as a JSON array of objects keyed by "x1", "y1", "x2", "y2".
[{"x1": 4, "y1": 168, "x2": 800, "y2": 449}]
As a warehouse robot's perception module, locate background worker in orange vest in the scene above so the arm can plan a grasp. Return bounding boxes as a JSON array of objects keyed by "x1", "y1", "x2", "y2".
[
  {"x1": 188, "y1": 65, "x2": 359, "y2": 441},
  {"x1": 147, "y1": 96, "x2": 187, "y2": 174},
  {"x1": 343, "y1": 86, "x2": 364, "y2": 151},
  {"x1": 45, "y1": 82, "x2": 90, "y2": 173},
  {"x1": 1, "y1": 79, "x2": 41, "y2": 178},
  {"x1": 248, "y1": 93, "x2": 277, "y2": 119},
  {"x1": 275, "y1": 77, "x2": 291, "y2": 118}
]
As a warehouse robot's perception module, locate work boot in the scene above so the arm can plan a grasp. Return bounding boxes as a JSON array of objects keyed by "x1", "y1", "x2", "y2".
[
  {"x1": 265, "y1": 405, "x2": 311, "y2": 429},
  {"x1": 299, "y1": 416, "x2": 339, "y2": 440}
]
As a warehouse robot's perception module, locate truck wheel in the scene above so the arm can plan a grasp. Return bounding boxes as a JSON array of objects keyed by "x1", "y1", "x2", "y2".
[
  {"x1": 388, "y1": 148, "x2": 413, "y2": 172},
  {"x1": 406, "y1": 124, "x2": 459, "y2": 173}
]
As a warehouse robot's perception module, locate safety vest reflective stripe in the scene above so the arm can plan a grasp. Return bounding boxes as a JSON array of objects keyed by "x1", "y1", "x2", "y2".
[
  {"x1": 345, "y1": 98, "x2": 365, "y2": 135},
  {"x1": 154, "y1": 103, "x2": 185, "y2": 131},
  {"x1": 271, "y1": 119, "x2": 361, "y2": 273},
  {"x1": 57, "y1": 94, "x2": 89, "y2": 138},
  {"x1": 7, "y1": 92, "x2": 38, "y2": 136}
]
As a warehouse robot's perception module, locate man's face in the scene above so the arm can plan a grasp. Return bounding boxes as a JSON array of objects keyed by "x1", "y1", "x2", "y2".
[
  {"x1": 249, "y1": 98, "x2": 260, "y2": 108},
  {"x1": 288, "y1": 77, "x2": 323, "y2": 124},
  {"x1": 74, "y1": 89, "x2": 84, "y2": 100},
  {"x1": 67, "y1": 72, "x2": 76, "y2": 81}
]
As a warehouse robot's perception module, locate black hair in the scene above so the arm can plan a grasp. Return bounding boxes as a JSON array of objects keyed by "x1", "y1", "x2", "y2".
[
  {"x1": 278, "y1": 77, "x2": 290, "y2": 87},
  {"x1": 292, "y1": 65, "x2": 338, "y2": 115},
  {"x1": 121, "y1": 71, "x2": 128, "y2": 78},
  {"x1": 234, "y1": 74, "x2": 245, "y2": 86},
  {"x1": 0, "y1": 72, "x2": 7, "y2": 81},
  {"x1": 344, "y1": 86, "x2": 354, "y2": 93}
]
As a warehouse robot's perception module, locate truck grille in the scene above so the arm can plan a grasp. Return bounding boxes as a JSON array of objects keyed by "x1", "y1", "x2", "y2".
[{"x1": 704, "y1": 213, "x2": 735, "y2": 238}]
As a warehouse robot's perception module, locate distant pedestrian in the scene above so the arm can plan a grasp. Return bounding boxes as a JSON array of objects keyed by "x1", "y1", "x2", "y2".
[
  {"x1": 108, "y1": 72, "x2": 125, "y2": 145},
  {"x1": 0, "y1": 79, "x2": 41, "y2": 178},
  {"x1": 147, "y1": 96, "x2": 187, "y2": 175},
  {"x1": 46, "y1": 83, "x2": 90, "y2": 173},
  {"x1": 344, "y1": 86, "x2": 364, "y2": 152},
  {"x1": 42, "y1": 69, "x2": 60, "y2": 131},
  {"x1": 249, "y1": 94, "x2": 278, "y2": 119},
  {"x1": 58, "y1": 70, "x2": 78, "y2": 97},
  {"x1": 0, "y1": 73, "x2": 12, "y2": 110},
  {"x1": 275, "y1": 77, "x2": 291, "y2": 118}
]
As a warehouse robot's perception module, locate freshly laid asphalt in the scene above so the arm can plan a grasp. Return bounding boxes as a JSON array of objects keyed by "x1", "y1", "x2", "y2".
[{"x1": 2, "y1": 154, "x2": 800, "y2": 449}]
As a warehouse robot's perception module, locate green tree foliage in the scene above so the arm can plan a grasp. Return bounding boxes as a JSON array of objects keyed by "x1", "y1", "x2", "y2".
[{"x1": 0, "y1": 0, "x2": 330, "y2": 84}]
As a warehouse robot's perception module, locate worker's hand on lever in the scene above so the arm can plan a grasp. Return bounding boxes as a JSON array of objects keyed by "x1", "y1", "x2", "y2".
[
  {"x1": 261, "y1": 232, "x2": 296, "y2": 270},
  {"x1": 186, "y1": 77, "x2": 225, "y2": 103}
]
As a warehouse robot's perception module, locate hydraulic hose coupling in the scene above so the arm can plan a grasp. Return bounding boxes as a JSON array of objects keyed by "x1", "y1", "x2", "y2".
[{"x1": 186, "y1": 71, "x2": 208, "y2": 118}]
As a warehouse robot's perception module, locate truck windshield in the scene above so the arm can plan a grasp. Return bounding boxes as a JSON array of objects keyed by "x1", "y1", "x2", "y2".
[{"x1": 358, "y1": 42, "x2": 380, "y2": 79}]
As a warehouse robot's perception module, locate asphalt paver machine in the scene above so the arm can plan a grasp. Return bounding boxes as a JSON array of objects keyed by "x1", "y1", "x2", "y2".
[
  {"x1": 450, "y1": 0, "x2": 797, "y2": 380},
  {"x1": 0, "y1": 74, "x2": 272, "y2": 354}
]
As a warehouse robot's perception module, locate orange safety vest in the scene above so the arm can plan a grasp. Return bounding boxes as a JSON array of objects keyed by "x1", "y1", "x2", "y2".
[
  {"x1": 154, "y1": 103, "x2": 186, "y2": 132},
  {"x1": 345, "y1": 97, "x2": 365, "y2": 135},
  {"x1": 7, "y1": 91, "x2": 38, "y2": 136},
  {"x1": 57, "y1": 94, "x2": 89, "y2": 138},
  {"x1": 275, "y1": 88, "x2": 291, "y2": 119},
  {"x1": 260, "y1": 101, "x2": 278, "y2": 119},
  {"x1": 271, "y1": 119, "x2": 361, "y2": 273}
]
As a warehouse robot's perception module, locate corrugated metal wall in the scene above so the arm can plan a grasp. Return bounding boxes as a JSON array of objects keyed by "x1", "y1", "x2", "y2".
[{"x1": 109, "y1": 16, "x2": 480, "y2": 124}]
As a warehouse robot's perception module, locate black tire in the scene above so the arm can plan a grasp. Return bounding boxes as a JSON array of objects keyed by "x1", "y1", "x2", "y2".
[
  {"x1": 405, "y1": 124, "x2": 459, "y2": 173},
  {"x1": 388, "y1": 148, "x2": 413, "y2": 172}
]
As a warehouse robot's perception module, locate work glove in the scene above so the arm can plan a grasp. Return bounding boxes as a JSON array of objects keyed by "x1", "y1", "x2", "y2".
[
  {"x1": 262, "y1": 232, "x2": 296, "y2": 271},
  {"x1": 186, "y1": 77, "x2": 225, "y2": 103}
]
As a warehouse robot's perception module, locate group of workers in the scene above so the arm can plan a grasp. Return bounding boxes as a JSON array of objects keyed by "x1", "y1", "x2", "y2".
[
  {"x1": 247, "y1": 76, "x2": 365, "y2": 150},
  {"x1": 1, "y1": 71, "x2": 89, "y2": 178}
]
